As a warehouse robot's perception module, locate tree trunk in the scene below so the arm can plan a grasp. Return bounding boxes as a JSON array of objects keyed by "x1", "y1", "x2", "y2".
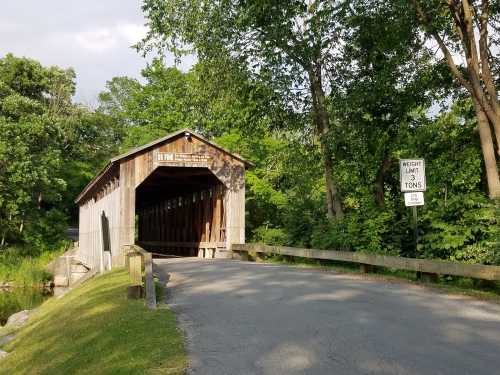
[
  {"x1": 468, "y1": 70, "x2": 500, "y2": 156},
  {"x1": 473, "y1": 99, "x2": 500, "y2": 199},
  {"x1": 412, "y1": 0, "x2": 500, "y2": 197},
  {"x1": 488, "y1": 111, "x2": 500, "y2": 155},
  {"x1": 308, "y1": 67, "x2": 344, "y2": 219},
  {"x1": 323, "y1": 151, "x2": 344, "y2": 218},
  {"x1": 374, "y1": 158, "x2": 392, "y2": 208}
]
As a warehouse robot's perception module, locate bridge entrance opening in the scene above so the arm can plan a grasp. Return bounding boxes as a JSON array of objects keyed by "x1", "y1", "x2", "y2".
[{"x1": 136, "y1": 166, "x2": 225, "y2": 257}]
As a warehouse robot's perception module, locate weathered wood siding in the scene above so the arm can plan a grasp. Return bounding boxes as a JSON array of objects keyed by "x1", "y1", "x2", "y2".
[
  {"x1": 224, "y1": 173, "x2": 245, "y2": 245},
  {"x1": 78, "y1": 185, "x2": 120, "y2": 270},
  {"x1": 119, "y1": 158, "x2": 135, "y2": 266}
]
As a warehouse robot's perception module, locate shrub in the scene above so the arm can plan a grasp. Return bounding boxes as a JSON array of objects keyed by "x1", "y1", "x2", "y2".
[
  {"x1": 311, "y1": 209, "x2": 401, "y2": 255},
  {"x1": 252, "y1": 226, "x2": 289, "y2": 246}
]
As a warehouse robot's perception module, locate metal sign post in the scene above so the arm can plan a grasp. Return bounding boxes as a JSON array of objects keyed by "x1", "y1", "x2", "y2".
[
  {"x1": 400, "y1": 160, "x2": 426, "y2": 257},
  {"x1": 412, "y1": 206, "x2": 418, "y2": 258}
]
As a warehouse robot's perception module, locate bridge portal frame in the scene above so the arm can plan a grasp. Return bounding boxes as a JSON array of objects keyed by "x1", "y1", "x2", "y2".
[{"x1": 75, "y1": 128, "x2": 250, "y2": 271}]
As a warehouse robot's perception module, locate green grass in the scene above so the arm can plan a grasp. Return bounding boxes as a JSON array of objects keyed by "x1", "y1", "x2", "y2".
[
  {"x1": 0, "y1": 245, "x2": 67, "y2": 286},
  {"x1": 0, "y1": 269, "x2": 187, "y2": 375},
  {"x1": 258, "y1": 254, "x2": 500, "y2": 302}
]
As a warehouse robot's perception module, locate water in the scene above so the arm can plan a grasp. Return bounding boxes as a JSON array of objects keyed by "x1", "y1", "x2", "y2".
[{"x1": 0, "y1": 287, "x2": 51, "y2": 326}]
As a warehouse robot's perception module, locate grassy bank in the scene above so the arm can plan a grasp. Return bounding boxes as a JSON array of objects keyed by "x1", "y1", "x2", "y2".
[
  {"x1": 0, "y1": 245, "x2": 67, "y2": 286},
  {"x1": 0, "y1": 269, "x2": 187, "y2": 375}
]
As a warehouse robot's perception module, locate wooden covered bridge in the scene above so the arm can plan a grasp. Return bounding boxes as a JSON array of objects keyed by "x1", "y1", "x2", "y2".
[{"x1": 75, "y1": 129, "x2": 250, "y2": 272}]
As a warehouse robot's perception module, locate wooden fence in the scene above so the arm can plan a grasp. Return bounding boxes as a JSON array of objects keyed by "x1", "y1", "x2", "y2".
[
  {"x1": 124, "y1": 245, "x2": 156, "y2": 309},
  {"x1": 231, "y1": 243, "x2": 500, "y2": 281}
]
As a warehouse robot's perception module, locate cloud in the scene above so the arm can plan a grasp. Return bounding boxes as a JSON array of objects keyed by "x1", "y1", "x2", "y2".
[
  {"x1": 0, "y1": 1, "x2": 195, "y2": 104},
  {"x1": 117, "y1": 23, "x2": 148, "y2": 45},
  {"x1": 74, "y1": 29, "x2": 118, "y2": 53},
  {"x1": 52, "y1": 23, "x2": 147, "y2": 55},
  {"x1": 69, "y1": 23, "x2": 148, "y2": 54}
]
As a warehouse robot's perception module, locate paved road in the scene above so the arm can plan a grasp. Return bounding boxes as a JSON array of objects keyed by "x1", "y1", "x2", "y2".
[{"x1": 154, "y1": 258, "x2": 500, "y2": 375}]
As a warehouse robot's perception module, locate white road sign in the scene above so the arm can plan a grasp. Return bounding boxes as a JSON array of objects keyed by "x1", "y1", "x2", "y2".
[
  {"x1": 404, "y1": 192, "x2": 424, "y2": 207},
  {"x1": 400, "y1": 159, "x2": 426, "y2": 192}
]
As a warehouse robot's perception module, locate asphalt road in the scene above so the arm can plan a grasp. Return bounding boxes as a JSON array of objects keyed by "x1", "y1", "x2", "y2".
[{"x1": 154, "y1": 258, "x2": 500, "y2": 375}]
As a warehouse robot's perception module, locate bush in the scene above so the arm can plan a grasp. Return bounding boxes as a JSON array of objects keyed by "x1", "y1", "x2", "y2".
[
  {"x1": 311, "y1": 209, "x2": 401, "y2": 255},
  {"x1": 22, "y1": 209, "x2": 68, "y2": 250},
  {"x1": 251, "y1": 226, "x2": 289, "y2": 246},
  {"x1": 418, "y1": 194, "x2": 500, "y2": 264}
]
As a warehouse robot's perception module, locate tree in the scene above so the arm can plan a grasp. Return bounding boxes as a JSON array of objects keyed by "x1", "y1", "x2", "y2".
[
  {"x1": 331, "y1": 0, "x2": 445, "y2": 208},
  {"x1": 0, "y1": 54, "x2": 119, "y2": 247},
  {"x1": 138, "y1": 0, "x2": 347, "y2": 218},
  {"x1": 99, "y1": 60, "x2": 200, "y2": 149},
  {"x1": 410, "y1": 0, "x2": 500, "y2": 198}
]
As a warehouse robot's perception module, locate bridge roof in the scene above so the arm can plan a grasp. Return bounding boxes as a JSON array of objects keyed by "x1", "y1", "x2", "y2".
[{"x1": 75, "y1": 128, "x2": 252, "y2": 204}]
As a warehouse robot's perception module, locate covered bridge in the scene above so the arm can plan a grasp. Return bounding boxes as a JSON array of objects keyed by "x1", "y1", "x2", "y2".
[{"x1": 75, "y1": 129, "x2": 250, "y2": 272}]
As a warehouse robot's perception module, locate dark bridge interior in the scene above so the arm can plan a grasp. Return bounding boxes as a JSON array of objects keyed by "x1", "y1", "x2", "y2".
[{"x1": 135, "y1": 166, "x2": 226, "y2": 256}]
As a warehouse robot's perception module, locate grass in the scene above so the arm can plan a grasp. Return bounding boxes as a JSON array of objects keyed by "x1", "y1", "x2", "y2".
[
  {"x1": 0, "y1": 269, "x2": 187, "y2": 375},
  {"x1": 0, "y1": 245, "x2": 67, "y2": 286},
  {"x1": 258, "y1": 254, "x2": 500, "y2": 302}
]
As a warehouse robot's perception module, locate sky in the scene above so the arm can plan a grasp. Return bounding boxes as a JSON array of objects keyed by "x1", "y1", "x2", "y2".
[{"x1": 0, "y1": 1, "x2": 195, "y2": 106}]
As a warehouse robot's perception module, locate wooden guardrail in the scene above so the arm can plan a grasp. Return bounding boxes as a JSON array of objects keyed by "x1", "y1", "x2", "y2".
[
  {"x1": 231, "y1": 243, "x2": 500, "y2": 281},
  {"x1": 124, "y1": 245, "x2": 156, "y2": 309}
]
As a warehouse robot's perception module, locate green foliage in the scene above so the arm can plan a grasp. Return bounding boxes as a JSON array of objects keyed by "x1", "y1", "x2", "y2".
[
  {"x1": 22, "y1": 209, "x2": 69, "y2": 250},
  {"x1": 419, "y1": 194, "x2": 500, "y2": 263},
  {"x1": 132, "y1": 1, "x2": 499, "y2": 265},
  {"x1": 311, "y1": 209, "x2": 400, "y2": 255},
  {"x1": 252, "y1": 226, "x2": 289, "y2": 246},
  {"x1": 0, "y1": 54, "x2": 119, "y2": 252},
  {"x1": 98, "y1": 60, "x2": 204, "y2": 150}
]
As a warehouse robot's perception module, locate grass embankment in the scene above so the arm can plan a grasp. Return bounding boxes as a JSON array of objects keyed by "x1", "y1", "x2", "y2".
[
  {"x1": 0, "y1": 245, "x2": 66, "y2": 286},
  {"x1": 0, "y1": 269, "x2": 187, "y2": 375},
  {"x1": 261, "y1": 254, "x2": 500, "y2": 302}
]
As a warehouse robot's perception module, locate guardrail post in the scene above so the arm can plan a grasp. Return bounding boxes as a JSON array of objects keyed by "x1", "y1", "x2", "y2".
[
  {"x1": 144, "y1": 252, "x2": 156, "y2": 309},
  {"x1": 129, "y1": 254, "x2": 142, "y2": 285},
  {"x1": 230, "y1": 244, "x2": 249, "y2": 261},
  {"x1": 419, "y1": 272, "x2": 438, "y2": 283},
  {"x1": 255, "y1": 251, "x2": 265, "y2": 263},
  {"x1": 65, "y1": 256, "x2": 71, "y2": 287},
  {"x1": 360, "y1": 264, "x2": 375, "y2": 273}
]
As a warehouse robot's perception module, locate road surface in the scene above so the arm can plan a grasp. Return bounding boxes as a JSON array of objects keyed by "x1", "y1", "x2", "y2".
[{"x1": 154, "y1": 258, "x2": 500, "y2": 375}]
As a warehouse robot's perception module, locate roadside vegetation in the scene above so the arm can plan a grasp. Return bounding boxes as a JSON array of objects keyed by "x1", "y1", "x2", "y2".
[
  {"x1": 0, "y1": 245, "x2": 69, "y2": 286},
  {"x1": 0, "y1": 269, "x2": 187, "y2": 375},
  {"x1": 0, "y1": 54, "x2": 117, "y2": 285}
]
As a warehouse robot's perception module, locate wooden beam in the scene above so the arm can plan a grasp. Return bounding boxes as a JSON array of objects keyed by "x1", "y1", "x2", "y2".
[
  {"x1": 231, "y1": 243, "x2": 500, "y2": 281},
  {"x1": 139, "y1": 241, "x2": 225, "y2": 249}
]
